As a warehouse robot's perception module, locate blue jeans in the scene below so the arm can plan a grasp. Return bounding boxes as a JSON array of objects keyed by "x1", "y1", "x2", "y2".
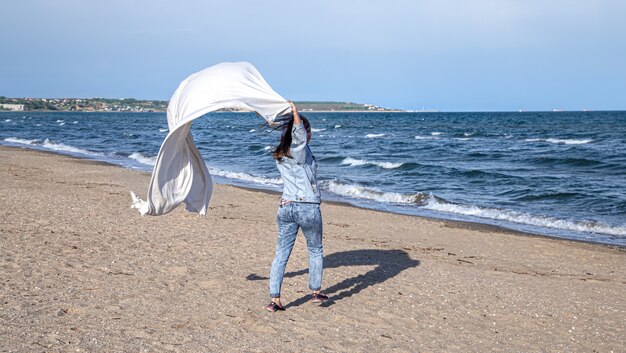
[{"x1": 270, "y1": 202, "x2": 323, "y2": 298}]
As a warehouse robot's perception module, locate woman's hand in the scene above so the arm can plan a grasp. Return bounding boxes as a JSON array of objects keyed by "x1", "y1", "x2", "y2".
[{"x1": 289, "y1": 100, "x2": 301, "y2": 125}]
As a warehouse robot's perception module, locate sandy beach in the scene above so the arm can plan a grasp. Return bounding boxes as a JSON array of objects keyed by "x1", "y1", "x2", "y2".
[{"x1": 0, "y1": 145, "x2": 624, "y2": 352}]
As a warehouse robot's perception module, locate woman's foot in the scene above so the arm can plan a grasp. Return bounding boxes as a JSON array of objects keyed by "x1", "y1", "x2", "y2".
[
  {"x1": 266, "y1": 300, "x2": 285, "y2": 312},
  {"x1": 311, "y1": 292, "x2": 329, "y2": 303}
]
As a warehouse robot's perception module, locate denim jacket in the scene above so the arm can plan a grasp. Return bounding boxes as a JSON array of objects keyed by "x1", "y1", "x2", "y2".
[{"x1": 276, "y1": 122, "x2": 321, "y2": 204}]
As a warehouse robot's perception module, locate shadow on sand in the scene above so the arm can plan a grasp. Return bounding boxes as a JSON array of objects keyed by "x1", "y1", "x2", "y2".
[{"x1": 246, "y1": 249, "x2": 420, "y2": 308}]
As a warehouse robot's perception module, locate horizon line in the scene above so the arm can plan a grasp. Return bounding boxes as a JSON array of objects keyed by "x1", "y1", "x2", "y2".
[{"x1": 1, "y1": 96, "x2": 624, "y2": 113}]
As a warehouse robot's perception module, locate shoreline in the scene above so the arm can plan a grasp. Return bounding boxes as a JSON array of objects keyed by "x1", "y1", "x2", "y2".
[
  {"x1": 233, "y1": 183, "x2": 626, "y2": 250},
  {"x1": 2, "y1": 144, "x2": 623, "y2": 249}
]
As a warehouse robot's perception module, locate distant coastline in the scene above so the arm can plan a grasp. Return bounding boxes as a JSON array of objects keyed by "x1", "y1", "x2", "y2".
[{"x1": 0, "y1": 97, "x2": 404, "y2": 113}]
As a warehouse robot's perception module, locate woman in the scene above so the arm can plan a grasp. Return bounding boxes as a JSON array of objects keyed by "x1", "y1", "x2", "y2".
[{"x1": 266, "y1": 101, "x2": 328, "y2": 312}]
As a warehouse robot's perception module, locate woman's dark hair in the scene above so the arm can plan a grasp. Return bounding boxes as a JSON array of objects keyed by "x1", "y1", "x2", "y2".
[{"x1": 272, "y1": 114, "x2": 310, "y2": 160}]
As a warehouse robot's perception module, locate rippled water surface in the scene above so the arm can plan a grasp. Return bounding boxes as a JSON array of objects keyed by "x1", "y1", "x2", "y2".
[{"x1": 2, "y1": 111, "x2": 625, "y2": 245}]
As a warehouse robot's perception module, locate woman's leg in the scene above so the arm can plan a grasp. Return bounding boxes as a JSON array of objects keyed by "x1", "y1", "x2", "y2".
[
  {"x1": 295, "y1": 203, "x2": 323, "y2": 292},
  {"x1": 269, "y1": 204, "x2": 299, "y2": 299}
]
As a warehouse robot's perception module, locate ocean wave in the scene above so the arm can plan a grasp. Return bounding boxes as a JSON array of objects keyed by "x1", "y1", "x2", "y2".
[
  {"x1": 532, "y1": 156, "x2": 603, "y2": 167},
  {"x1": 318, "y1": 156, "x2": 346, "y2": 163},
  {"x1": 159, "y1": 128, "x2": 168, "y2": 132},
  {"x1": 41, "y1": 139, "x2": 103, "y2": 156},
  {"x1": 525, "y1": 138, "x2": 593, "y2": 145},
  {"x1": 4, "y1": 137, "x2": 39, "y2": 145},
  {"x1": 424, "y1": 197, "x2": 626, "y2": 236},
  {"x1": 128, "y1": 152, "x2": 157, "y2": 166},
  {"x1": 514, "y1": 192, "x2": 579, "y2": 202},
  {"x1": 431, "y1": 132, "x2": 442, "y2": 136},
  {"x1": 415, "y1": 135, "x2": 438, "y2": 140},
  {"x1": 208, "y1": 167, "x2": 282, "y2": 186},
  {"x1": 4, "y1": 119, "x2": 11, "y2": 122},
  {"x1": 322, "y1": 180, "x2": 427, "y2": 204},
  {"x1": 311, "y1": 128, "x2": 326, "y2": 132},
  {"x1": 341, "y1": 157, "x2": 404, "y2": 169},
  {"x1": 5, "y1": 137, "x2": 104, "y2": 157},
  {"x1": 334, "y1": 125, "x2": 342, "y2": 128},
  {"x1": 365, "y1": 133, "x2": 385, "y2": 138}
]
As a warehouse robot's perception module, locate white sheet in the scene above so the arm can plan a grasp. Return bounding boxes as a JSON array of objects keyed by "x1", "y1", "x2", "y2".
[{"x1": 131, "y1": 62, "x2": 290, "y2": 216}]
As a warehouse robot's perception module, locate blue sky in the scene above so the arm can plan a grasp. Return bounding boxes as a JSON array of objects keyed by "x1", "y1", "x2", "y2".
[{"x1": 1, "y1": 0, "x2": 625, "y2": 111}]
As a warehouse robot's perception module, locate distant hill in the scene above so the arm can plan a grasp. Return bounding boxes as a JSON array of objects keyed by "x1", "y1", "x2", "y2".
[
  {"x1": 0, "y1": 97, "x2": 167, "y2": 112},
  {"x1": 0, "y1": 97, "x2": 401, "y2": 112},
  {"x1": 293, "y1": 101, "x2": 399, "y2": 112}
]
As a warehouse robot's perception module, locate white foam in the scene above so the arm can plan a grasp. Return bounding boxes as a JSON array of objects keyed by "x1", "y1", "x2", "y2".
[
  {"x1": 463, "y1": 132, "x2": 473, "y2": 137},
  {"x1": 56, "y1": 119, "x2": 64, "y2": 123},
  {"x1": 3, "y1": 138, "x2": 79, "y2": 157},
  {"x1": 208, "y1": 167, "x2": 282, "y2": 186},
  {"x1": 41, "y1": 139, "x2": 103, "y2": 157},
  {"x1": 4, "y1": 119, "x2": 11, "y2": 122},
  {"x1": 249, "y1": 129, "x2": 256, "y2": 132},
  {"x1": 334, "y1": 124, "x2": 342, "y2": 128},
  {"x1": 455, "y1": 138, "x2": 470, "y2": 141},
  {"x1": 341, "y1": 157, "x2": 403, "y2": 169},
  {"x1": 547, "y1": 138, "x2": 592, "y2": 145},
  {"x1": 59, "y1": 122, "x2": 65, "y2": 126},
  {"x1": 525, "y1": 138, "x2": 592, "y2": 145},
  {"x1": 159, "y1": 128, "x2": 168, "y2": 132},
  {"x1": 73, "y1": 121, "x2": 78, "y2": 124},
  {"x1": 365, "y1": 133, "x2": 385, "y2": 139},
  {"x1": 431, "y1": 131, "x2": 442, "y2": 136},
  {"x1": 324, "y1": 180, "x2": 425, "y2": 204},
  {"x1": 264, "y1": 146, "x2": 273, "y2": 151},
  {"x1": 129, "y1": 152, "x2": 157, "y2": 166},
  {"x1": 311, "y1": 128, "x2": 326, "y2": 132},
  {"x1": 424, "y1": 197, "x2": 626, "y2": 236},
  {"x1": 415, "y1": 135, "x2": 438, "y2": 140},
  {"x1": 4, "y1": 137, "x2": 38, "y2": 145}
]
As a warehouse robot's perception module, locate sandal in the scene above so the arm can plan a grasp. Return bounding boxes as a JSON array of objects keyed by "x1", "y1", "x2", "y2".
[
  {"x1": 266, "y1": 301, "x2": 285, "y2": 312},
  {"x1": 311, "y1": 292, "x2": 329, "y2": 303}
]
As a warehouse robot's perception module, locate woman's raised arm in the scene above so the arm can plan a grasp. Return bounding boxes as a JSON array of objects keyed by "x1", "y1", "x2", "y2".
[{"x1": 289, "y1": 101, "x2": 302, "y2": 126}]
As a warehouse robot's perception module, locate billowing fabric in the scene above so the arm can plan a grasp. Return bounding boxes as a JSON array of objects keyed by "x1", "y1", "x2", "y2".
[{"x1": 131, "y1": 62, "x2": 291, "y2": 216}]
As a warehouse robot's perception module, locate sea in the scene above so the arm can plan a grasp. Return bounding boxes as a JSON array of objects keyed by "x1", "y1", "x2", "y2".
[{"x1": 2, "y1": 111, "x2": 625, "y2": 246}]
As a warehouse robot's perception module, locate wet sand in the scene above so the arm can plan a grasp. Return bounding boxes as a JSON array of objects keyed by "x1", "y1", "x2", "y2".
[{"x1": 0, "y1": 146, "x2": 624, "y2": 352}]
